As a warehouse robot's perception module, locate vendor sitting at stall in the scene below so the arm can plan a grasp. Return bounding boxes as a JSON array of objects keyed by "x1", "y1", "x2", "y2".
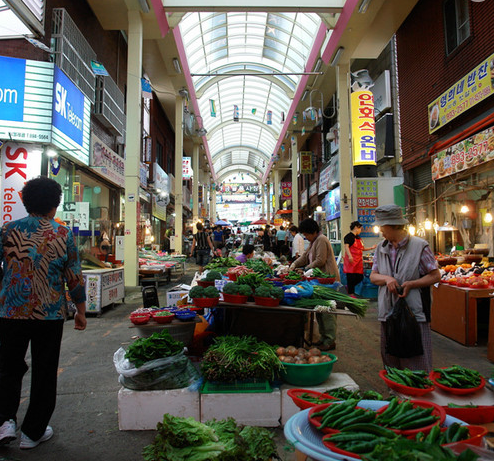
[{"x1": 235, "y1": 244, "x2": 255, "y2": 263}]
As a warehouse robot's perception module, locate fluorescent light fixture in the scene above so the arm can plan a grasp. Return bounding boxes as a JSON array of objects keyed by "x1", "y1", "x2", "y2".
[
  {"x1": 46, "y1": 147, "x2": 57, "y2": 157},
  {"x1": 172, "y1": 58, "x2": 182, "y2": 74},
  {"x1": 358, "y1": 0, "x2": 372, "y2": 13},
  {"x1": 330, "y1": 47, "x2": 344, "y2": 67},
  {"x1": 138, "y1": 0, "x2": 150, "y2": 13},
  {"x1": 313, "y1": 58, "x2": 323, "y2": 73},
  {"x1": 301, "y1": 90, "x2": 309, "y2": 101}
]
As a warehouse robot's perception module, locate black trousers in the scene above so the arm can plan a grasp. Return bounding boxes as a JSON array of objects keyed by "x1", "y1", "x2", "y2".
[
  {"x1": 346, "y1": 273, "x2": 364, "y2": 295},
  {"x1": 0, "y1": 319, "x2": 64, "y2": 441}
]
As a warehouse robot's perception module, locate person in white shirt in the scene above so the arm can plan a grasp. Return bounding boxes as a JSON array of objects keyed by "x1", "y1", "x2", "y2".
[{"x1": 289, "y1": 225, "x2": 305, "y2": 260}]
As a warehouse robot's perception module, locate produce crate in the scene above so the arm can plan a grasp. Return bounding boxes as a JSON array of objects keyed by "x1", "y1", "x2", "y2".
[{"x1": 201, "y1": 379, "x2": 272, "y2": 394}]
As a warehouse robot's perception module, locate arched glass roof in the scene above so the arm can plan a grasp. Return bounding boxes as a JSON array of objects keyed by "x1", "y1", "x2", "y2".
[{"x1": 179, "y1": 11, "x2": 322, "y2": 179}]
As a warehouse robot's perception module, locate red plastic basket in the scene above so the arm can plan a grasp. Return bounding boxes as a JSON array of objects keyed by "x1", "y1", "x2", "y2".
[
  {"x1": 192, "y1": 297, "x2": 220, "y2": 308},
  {"x1": 443, "y1": 405, "x2": 494, "y2": 424},
  {"x1": 379, "y1": 370, "x2": 435, "y2": 397},
  {"x1": 253, "y1": 296, "x2": 280, "y2": 307},
  {"x1": 197, "y1": 280, "x2": 215, "y2": 288},
  {"x1": 317, "y1": 277, "x2": 336, "y2": 284},
  {"x1": 287, "y1": 388, "x2": 337, "y2": 410},
  {"x1": 441, "y1": 425, "x2": 487, "y2": 447},
  {"x1": 430, "y1": 370, "x2": 486, "y2": 395},
  {"x1": 152, "y1": 312, "x2": 175, "y2": 324},
  {"x1": 307, "y1": 403, "x2": 343, "y2": 435},
  {"x1": 227, "y1": 273, "x2": 238, "y2": 281},
  {"x1": 322, "y1": 438, "x2": 362, "y2": 459},
  {"x1": 130, "y1": 313, "x2": 150, "y2": 325},
  {"x1": 377, "y1": 399, "x2": 446, "y2": 436},
  {"x1": 222, "y1": 293, "x2": 248, "y2": 304}
]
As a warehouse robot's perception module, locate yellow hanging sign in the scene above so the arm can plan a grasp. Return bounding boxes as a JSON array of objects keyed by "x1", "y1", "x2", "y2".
[{"x1": 351, "y1": 90, "x2": 376, "y2": 166}]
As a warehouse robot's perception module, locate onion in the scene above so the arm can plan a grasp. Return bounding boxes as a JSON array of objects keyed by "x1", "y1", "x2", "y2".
[
  {"x1": 320, "y1": 356, "x2": 331, "y2": 362},
  {"x1": 295, "y1": 357, "x2": 307, "y2": 364},
  {"x1": 308, "y1": 356, "x2": 322, "y2": 364},
  {"x1": 278, "y1": 355, "x2": 287, "y2": 362},
  {"x1": 276, "y1": 347, "x2": 286, "y2": 356},
  {"x1": 286, "y1": 346, "x2": 298, "y2": 357},
  {"x1": 308, "y1": 348, "x2": 322, "y2": 357},
  {"x1": 284, "y1": 356, "x2": 295, "y2": 363},
  {"x1": 297, "y1": 348, "x2": 308, "y2": 357}
]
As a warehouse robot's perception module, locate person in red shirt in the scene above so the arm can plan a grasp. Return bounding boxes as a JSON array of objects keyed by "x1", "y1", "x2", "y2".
[{"x1": 343, "y1": 221, "x2": 376, "y2": 295}]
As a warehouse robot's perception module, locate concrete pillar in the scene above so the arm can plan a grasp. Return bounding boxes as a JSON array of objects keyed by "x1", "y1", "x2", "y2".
[
  {"x1": 211, "y1": 188, "x2": 217, "y2": 222},
  {"x1": 174, "y1": 96, "x2": 183, "y2": 254},
  {"x1": 291, "y1": 140, "x2": 299, "y2": 226},
  {"x1": 266, "y1": 181, "x2": 271, "y2": 225},
  {"x1": 261, "y1": 181, "x2": 265, "y2": 217},
  {"x1": 274, "y1": 169, "x2": 280, "y2": 213},
  {"x1": 192, "y1": 142, "x2": 199, "y2": 223},
  {"x1": 337, "y1": 62, "x2": 352, "y2": 239},
  {"x1": 124, "y1": 9, "x2": 142, "y2": 288}
]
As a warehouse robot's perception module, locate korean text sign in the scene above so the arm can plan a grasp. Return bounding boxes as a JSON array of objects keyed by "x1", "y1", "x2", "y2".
[
  {"x1": 281, "y1": 182, "x2": 292, "y2": 200},
  {"x1": 428, "y1": 53, "x2": 494, "y2": 134},
  {"x1": 351, "y1": 90, "x2": 376, "y2": 166}
]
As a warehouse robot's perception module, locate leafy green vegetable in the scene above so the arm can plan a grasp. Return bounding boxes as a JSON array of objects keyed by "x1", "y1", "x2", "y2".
[
  {"x1": 204, "y1": 286, "x2": 220, "y2": 298},
  {"x1": 312, "y1": 268, "x2": 335, "y2": 278},
  {"x1": 201, "y1": 335, "x2": 281, "y2": 382},
  {"x1": 143, "y1": 414, "x2": 280, "y2": 461},
  {"x1": 270, "y1": 286, "x2": 284, "y2": 300},
  {"x1": 236, "y1": 273, "x2": 270, "y2": 292},
  {"x1": 244, "y1": 259, "x2": 273, "y2": 276},
  {"x1": 125, "y1": 330, "x2": 183, "y2": 368},
  {"x1": 189, "y1": 286, "x2": 206, "y2": 299},
  {"x1": 205, "y1": 257, "x2": 239, "y2": 270},
  {"x1": 238, "y1": 284, "x2": 252, "y2": 296},
  {"x1": 254, "y1": 286, "x2": 271, "y2": 297},
  {"x1": 205, "y1": 271, "x2": 223, "y2": 282},
  {"x1": 222, "y1": 282, "x2": 240, "y2": 295}
]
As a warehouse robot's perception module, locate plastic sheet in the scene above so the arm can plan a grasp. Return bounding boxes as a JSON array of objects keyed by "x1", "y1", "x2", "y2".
[{"x1": 113, "y1": 348, "x2": 200, "y2": 391}]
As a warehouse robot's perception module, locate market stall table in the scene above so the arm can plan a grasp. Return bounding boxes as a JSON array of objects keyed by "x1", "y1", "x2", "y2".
[
  {"x1": 217, "y1": 301, "x2": 356, "y2": 347},
  {"x1": 431, "y1": 284, "x2": 494, "y2": 361}
]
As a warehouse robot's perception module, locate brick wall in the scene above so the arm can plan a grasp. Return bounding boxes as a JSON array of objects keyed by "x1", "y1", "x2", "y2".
[{"x1": 396, "y1": 0, "x2": 494, "y2": 171}]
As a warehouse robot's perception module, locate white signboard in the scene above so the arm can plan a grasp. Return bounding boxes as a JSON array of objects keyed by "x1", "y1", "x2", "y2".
[
  {"x1": 1, "y1": 142, "x2": 42, "y2": 225},
  {"x1": 115, "y1": 236, "x2": 124, "y2": 261},
  {"x1": 90, "y1": 135, "x2": 125, "y2": 187},
  {"x1": 76, "y1": 202, "x2": 90, "y2": 230},
  {"x1": 154, "y1": 162, "x2": 169, "y2": 192},
  {"x1": 182, "y1": 156, "x2": 192, "y2": 179},
  {"x1": 101, "y1": 269, "x2": 124, "y2": 306}
]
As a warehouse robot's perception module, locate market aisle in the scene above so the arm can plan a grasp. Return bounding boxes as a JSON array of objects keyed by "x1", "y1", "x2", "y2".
[{"x1": 2, "y1": 265, "x2": 492, "y2": 461}]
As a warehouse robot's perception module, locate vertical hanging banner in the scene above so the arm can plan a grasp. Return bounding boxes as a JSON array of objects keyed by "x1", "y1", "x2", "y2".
[
  {"x1": 210, "y1": 99, "x2": 216, "y2": 117},
  {"x1": 281, "y1": 182, "x2": 292, "y2": 200},
  {"x1": 182, "y1": 157, "x2": 192, "y2": 179},
  {"x1": 293, "y1": 112, "x2": 298, "y2": 125},
  {"x1": 351, "y1": 90, "x2": 376, "y2": 166},
  {"x1": 300, "y1": 151, "x2": 313, "y2": 174},
  {"x1": 267, "y1": 110, "x2": 272, "y2": 125},
  {"x1": 252, "y1": 108, "x2": 257, "y2": 115},
  {"x1": 1, "y1": 143, "x2": 43, "y2": 225},
  {"x1": 233, "y1": 105, "x2": 239, "y2": 122},
  {"x1": 141, "y1": 78, "x2": 152, "y2": 99}
]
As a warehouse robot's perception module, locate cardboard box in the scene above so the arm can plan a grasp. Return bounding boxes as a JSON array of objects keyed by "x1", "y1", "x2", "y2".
[{"x1": 166, "y1": 284, "x2": 190, "y2": 307}]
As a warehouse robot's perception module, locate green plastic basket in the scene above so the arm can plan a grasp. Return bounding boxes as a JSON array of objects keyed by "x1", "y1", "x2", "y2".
[
  {"x1": 280, "y1": 353, "x2": 337, "y2": 386},
  {"x1": 201, "y1": 379, "x2": 272, "y2": 394}
]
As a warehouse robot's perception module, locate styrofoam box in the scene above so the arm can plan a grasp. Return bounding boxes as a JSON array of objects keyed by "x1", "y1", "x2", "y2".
[
  {"x1": 280, "y1": 372, "x2": 359, "y2": 425},
  {"x1": 118, "y1": 387, "x2": 200, "y2": 430},
  {"x1": 166, "y1": 287, "x2": 190, "y2": 307},
  {"x1": 200, "y1": 389, "x2": 281, "y2": 427}
]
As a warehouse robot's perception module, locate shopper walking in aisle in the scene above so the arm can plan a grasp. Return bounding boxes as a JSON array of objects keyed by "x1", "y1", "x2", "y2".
[
  {"x1": 262, "y1": 225, "x2": 272, "y2": 252},
  {"x1": 275, "y1": 226, "x2": 287, "y2": 256},
  {"x1": 212, "y1": 225, "x2": 224, "y2": 250},
  {"x1": 289, "y1": 225, "x2": 305, "y2": 261},
  {"x1": 370, "y1": 204, "x2": 440, "y2": 372},
  {"x1": 0, "y1": 177, "x2": 86, "y2": 449},
  {"x1": 343, "y1": 221, "x2": 377, "y2": 296},
  {"x1": 289, "y1": 218, "x2": 340, "y2": 350},
  {"x1": 190, "y1": 222, "x2": 215, "y2": 273}
]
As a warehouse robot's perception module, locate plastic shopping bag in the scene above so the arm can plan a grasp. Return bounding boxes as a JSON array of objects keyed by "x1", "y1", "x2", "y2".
[
  {"x1": 113, "y1": 348, "x2": 200, "y2": 391},
  {"x1": 385, "y1": 296, "x2": 424, "y2": 358}
]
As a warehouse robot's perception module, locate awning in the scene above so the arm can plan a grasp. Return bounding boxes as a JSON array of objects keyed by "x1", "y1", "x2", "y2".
[{"x1": 428, "y1": 111, "x2": 494, "y2": 156}]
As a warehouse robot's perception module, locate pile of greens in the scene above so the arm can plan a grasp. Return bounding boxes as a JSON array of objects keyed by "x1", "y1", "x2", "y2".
[
  {"x1": 201, "y1": 335, "x2": 282, "y2": 382},
  {"x1": 325, "y1": 387, "x2": 384, "y2": 401},
  {"x1": 125, "y1": 330, "x2": 183, "y2": 368},
  {"x1": 189, "y1": 286, "x2": 220, "y2": 299},
  {"x1": 143, "y1": 414, "x2": 279, "y2": 461},
  {"x1": 312, "y1": 268, "x2": 335, "y2": 278},
  {"x1": 244, "y1": 259, "x2": 273, "y2": 276},
  {"x1": 222, "y1": 282, "x2": 252, "y2": 296},
  {"x1": 254, "y1": 285, "x2": 284, "y2": 300},
  {"x1": 205, "y1": 257, "x2": 239, "y2": 271},
  {"x1": 236, "y1": 273, "x2": 270, "y2": 292},
  {"x1": 203, "y1": 271, "x2": 223, "y2": 282}
]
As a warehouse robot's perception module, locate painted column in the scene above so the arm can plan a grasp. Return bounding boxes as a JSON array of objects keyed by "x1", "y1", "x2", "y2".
[
  {"x1": 192, "y1": 142, "x2": 199, "y2": 223},
  {"x1": 261, "y1": 181, "x2": 265, "y2": 217},
  {"x1": 337, "y1": 62, "x2": 352, "y2": 238},
  {"x1": 291, "y1": 140, "x2": 299, "y2": 226},
  {"x1": 174, "y1": 95, "x2": 183, "y2": 254},
  {"x1": 266, "y1": 181, "x2": 271, "y2": 225},
  {"x1": 211, "y1": 188, "x2": 216, "y2": 221},
  {"x1": 274, "y1": 169, "x2": 280, "y2": 215},
  {"x1": 124, "y1": 9, "x2": 142, "y2": 288}
]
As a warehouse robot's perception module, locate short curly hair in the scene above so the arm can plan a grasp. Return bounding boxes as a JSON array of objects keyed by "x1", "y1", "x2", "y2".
[{"x1": 22, "y1": 176, "x2": 62, "y2": 215}]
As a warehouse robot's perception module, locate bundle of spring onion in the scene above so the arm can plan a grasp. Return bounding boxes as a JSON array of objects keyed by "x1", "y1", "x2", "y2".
[{"x1": 293, "y1": 285, "x2": 368, "y2": 318}]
